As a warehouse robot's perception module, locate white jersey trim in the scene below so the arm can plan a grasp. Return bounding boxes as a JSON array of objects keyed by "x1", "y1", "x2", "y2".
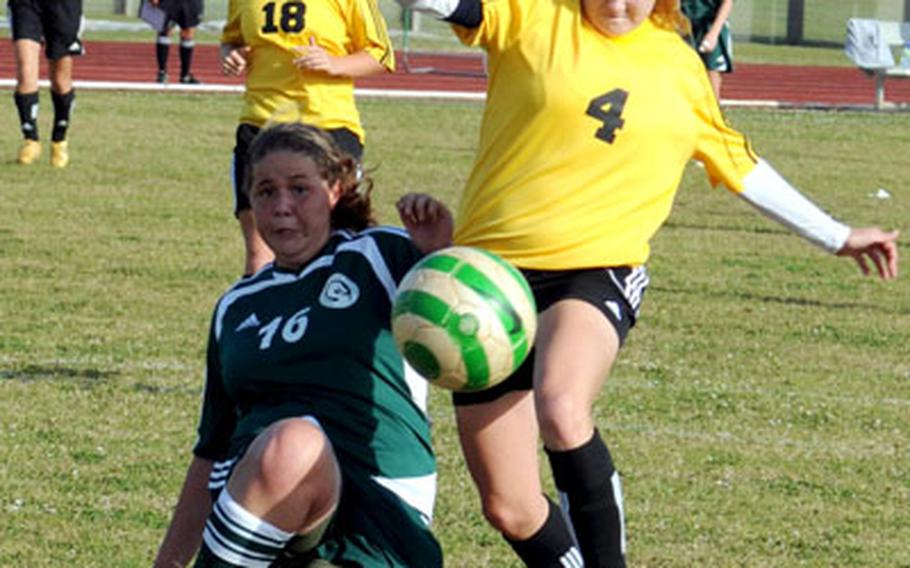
[
  {"x1": 214, "y1": 267, "x2": 320, "y2": 340},
  {"x1": 739, "y1": 160, "x2": 851, "y2": 253},
  {"x1": 395, "y1": 0, "x2": 459, "y2": 19},
  {"x1": 373, "y1": 472, "x2": 438, "y2": 524},
  {"x1": 336, "y1": 234, "x2": 398, "y2": 302},
  {"x1": 215, "y1": 229, "x2": 410, "y2": 340}
]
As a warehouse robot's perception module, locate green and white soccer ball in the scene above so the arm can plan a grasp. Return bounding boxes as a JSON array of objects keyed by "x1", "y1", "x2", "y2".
[{"x1": 392, "y1": 246, "x2": 537, "y2": 392}]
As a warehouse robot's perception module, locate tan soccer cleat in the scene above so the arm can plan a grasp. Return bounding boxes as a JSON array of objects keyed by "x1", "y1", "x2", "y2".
[
  {"x1": 50, "y1": 141, "x2": 69, "y2": 168},
  {"x1": 17, "y1": 139, "x2": 41, "y2": 165}
]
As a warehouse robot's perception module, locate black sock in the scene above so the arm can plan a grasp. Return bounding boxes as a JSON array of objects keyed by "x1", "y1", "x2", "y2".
[
  {"x1": 505, "y1": 496, "x2": 582, "y2": 568},
  {"x1": 14, "y1": 91, "x2": 40, "y2": 141},
  {"x1": 180, "y1": 40, "x2": 195, "y2": 77},
  {"x1": 156, "y1": 35, "x2": 170, "y2": 71},
  {"x1": 547, "y1": 430, "x2": 627, "y2": 568},
  {"x1": 51, "y1": 89, "x2": 75, "y2": 142}
]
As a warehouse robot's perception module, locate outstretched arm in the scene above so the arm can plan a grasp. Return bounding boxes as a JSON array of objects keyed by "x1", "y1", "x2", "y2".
[
  {"x1": 396, "y1": 193, "x2": 454, "y2": 254},
  {"x1": 737, "y1": 160, "x2": 899, "y2": 280},
  {"x1": 153, "y1": 456, "x2": 214, "y2": 568}
]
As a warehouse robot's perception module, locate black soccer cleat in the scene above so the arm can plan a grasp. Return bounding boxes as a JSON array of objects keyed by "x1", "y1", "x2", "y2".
[
  {"x1": 156, "y1": 70, "x2": 168, "y2": 83},
  {"x1": 179, "y1": 74, "x2": 201, "y2": 85}
]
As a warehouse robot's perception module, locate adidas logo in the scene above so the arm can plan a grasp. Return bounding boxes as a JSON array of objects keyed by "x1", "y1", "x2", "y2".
[
  {"x1": 235, "y1": 313, "x2": 261, "y2": 332},
  {"x1": 605, "y1": 300, "x2": 622, "y2": 321}
]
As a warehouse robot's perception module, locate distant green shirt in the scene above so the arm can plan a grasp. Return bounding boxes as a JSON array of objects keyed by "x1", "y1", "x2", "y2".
[
  {"x1": 681, "y1": 0, "x2": 733, "y2": 72},
  {"x1": 194, "y1": 227, "x2": 435, "y2": 482},
  {"x1": 681, "y1": 0, "x2": 722, "y2": 24}
]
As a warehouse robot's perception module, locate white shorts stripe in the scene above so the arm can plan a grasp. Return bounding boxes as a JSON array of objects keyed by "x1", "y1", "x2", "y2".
[
  {"x1": 559, "y1": 545, "x2": 584, "y2": 568},
  {"x1": 606, "y1": 266, "x2": 649, "y2": 315},
  {"x1": 610, "y1": 472, "x2": 628, "y2": 555}
]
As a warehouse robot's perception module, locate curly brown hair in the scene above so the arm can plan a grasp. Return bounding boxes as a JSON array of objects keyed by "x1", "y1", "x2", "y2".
[{"x1": 244, "y1": 123, "x2": 377, "y2": 231}]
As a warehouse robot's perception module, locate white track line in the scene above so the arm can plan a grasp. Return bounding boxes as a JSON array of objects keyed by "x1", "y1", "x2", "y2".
[
  {"x1": 0, "y1": 78, "x2": 488, "y2": 100},
  {"x1": 4, "y1": 78, "x2": 884, "y2": 108}
]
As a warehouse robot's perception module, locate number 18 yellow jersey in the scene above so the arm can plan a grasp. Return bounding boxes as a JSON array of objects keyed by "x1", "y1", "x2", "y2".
[{"x1": 222, "y1": 0, "x2": 394, "y2": 139}]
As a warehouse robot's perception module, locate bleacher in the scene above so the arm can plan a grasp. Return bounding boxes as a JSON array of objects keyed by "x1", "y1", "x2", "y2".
[{"x1": 845, "y1": 18, "x2": 910, "y2": 109}]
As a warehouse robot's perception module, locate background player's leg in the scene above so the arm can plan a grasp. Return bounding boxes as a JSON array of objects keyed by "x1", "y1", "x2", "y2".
[
  {"x1": 239, "y1": 209, "x2": 275, "y2": 276},
  {"x1": 14, "y1": 38, "x2": 41, "y2": 94},
  {"x1": 13, "y1": 39, "x2": 42, "y2": 164},
  {"x1": 48, "y1": 56, "x2": 75, "y2": 167},
  {"x1": 156, "y1": 31, "x2": 171, "y2": 82},
  {"x1": 179, "y1": 27, "x2": 199, "y2": 83},
  {"x1": 232, "y1": 125, "x2": 273, "y2": 276}
]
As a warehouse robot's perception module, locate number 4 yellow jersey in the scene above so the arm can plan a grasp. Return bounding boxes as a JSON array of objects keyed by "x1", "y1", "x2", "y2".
[
  {"x1": 222, "y1": 0, "x2": 394, "y2": 137},
  {"x1": 451, "y1": 0, "x2": 759, "y2": 270}
]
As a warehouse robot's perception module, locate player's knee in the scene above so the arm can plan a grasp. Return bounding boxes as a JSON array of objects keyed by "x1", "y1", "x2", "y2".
[
  {"x1": 536, "y1": 391, "x2": 592, "y2": 448},
  {"x1": 255, "y1": 418, "x2": 332, "y2": 495},
  {"x1": 479, "y1": 493, "x2": 541, "y2": 538}
]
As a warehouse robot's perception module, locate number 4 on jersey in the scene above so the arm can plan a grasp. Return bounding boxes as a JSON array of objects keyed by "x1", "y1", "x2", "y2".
[{"x1": 586, "y1": 89, "x2": 629, "y2": 144}]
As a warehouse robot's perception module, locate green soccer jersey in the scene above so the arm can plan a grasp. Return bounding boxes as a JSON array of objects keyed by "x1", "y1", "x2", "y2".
[
  {"x1": 681, "y1": 0, "x2": 723, "y2": 24},
  {"x1": 194, "y1": 227, "x2": 435, "y2": 486}
]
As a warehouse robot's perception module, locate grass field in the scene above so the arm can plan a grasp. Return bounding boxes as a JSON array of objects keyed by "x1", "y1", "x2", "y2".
[{"x1": 0, "y1": 91, "x2": 908, "y2": 567}]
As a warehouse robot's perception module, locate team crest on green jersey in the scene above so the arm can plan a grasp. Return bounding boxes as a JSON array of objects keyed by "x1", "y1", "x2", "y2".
[{"x1": 319, "y1": 273, "x2": 360, "y2": 309}]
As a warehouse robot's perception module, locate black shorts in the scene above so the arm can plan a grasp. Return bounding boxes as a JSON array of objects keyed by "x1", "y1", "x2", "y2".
[
  {"x1": 231, "y1": 123, "x2": 364, "y2": 215},
  {"x1": 159, "y1": 0, "x2": 203, "y2": 29},
  {"x1": 9, "y1": 0, "x2": 84, "y2": 60},
  {"x1": 452, "y1": 266, "x2": 650, "y2": 406}
]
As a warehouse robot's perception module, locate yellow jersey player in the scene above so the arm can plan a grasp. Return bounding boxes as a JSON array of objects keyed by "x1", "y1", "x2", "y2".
[
  {"x1": 396, "y1": 0, "x2": 900, "y2": 566},
  {"x1": 220, "y1": 0, "x2": 395, "y2": 276}
]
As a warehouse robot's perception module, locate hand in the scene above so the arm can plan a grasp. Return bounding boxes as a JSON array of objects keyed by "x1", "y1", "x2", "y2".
[
  {"x1": 396, "y1": 193, "x2": 454, "y2": 254},
  {"x1": 699, "y1": 35, "x2": 718, "y2": 53},
  {"x1": 836, "y1": 227, "x2": 900, "y2": 280},
  {"x1": 293, "y1": 37, "x2": 337, "y2": 76},
  {"x1": 221, "y1": 45, "x2": 250, "y2": 76}
]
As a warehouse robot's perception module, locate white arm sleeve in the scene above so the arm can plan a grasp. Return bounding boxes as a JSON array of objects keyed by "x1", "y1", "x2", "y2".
[
  {"x1": 395, "y1": 0, "x2": 460, "y2": 19},
  {"x1": 738, "y1": 159, "x2": 851, "y2": 254}
]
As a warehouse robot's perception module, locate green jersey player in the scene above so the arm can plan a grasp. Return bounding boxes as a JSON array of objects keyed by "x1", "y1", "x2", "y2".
[
  {"x1": 682, "y1": 0, "x2": 734, "y2": 98},
  {"x1": 154, "y1": 123, "x2": 453, "y2": 567}
]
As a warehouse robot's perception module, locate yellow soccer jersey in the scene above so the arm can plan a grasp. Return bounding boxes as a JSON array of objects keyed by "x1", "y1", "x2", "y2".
[
  {"x1": 222, "y1": 0, "x2": 394, "y2": 138},
  {"x1": 451, "y1": 0, "x2": 758, "y2": 269}
]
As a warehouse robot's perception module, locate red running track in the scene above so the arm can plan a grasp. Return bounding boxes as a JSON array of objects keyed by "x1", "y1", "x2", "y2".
[{"x1": 2, "y1": 40, "x2": 909, "y2": 107}]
